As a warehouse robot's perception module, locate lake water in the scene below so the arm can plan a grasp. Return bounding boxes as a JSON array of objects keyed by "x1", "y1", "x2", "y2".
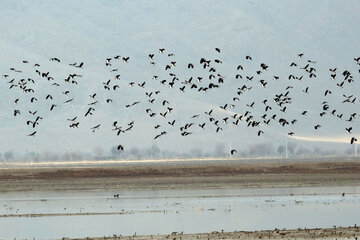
[{"x1": 0, "y1": 186, "x2": 359, "y2": 240}]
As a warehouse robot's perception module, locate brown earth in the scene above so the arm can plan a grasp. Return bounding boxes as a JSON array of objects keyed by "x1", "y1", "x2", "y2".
[
  {"x1": 1, "y1": 160, "x2": 360, "y2": 192},
  {"x1": 69, "y1": 226, "x2": 360, "y2": 240}
]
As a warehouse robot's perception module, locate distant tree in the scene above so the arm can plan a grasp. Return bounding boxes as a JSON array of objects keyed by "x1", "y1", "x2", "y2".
[
  {"x1": 321, "y1": 149, "x2": 337, "y2": 156},
  {"x1": 313, "y1": 147, "x2": 323, "y2": 155},
  {"x1": 214, "y1": 143, "x2": 226, "y2": 157},
  {"x1": 41, "y1": 151, "x2": 59, "y2": 161},
  {"x1": 25, "y1": 151, "x2": 38, "y2": 162},
  {"x1": 93, "y1": 147, "x2": 104, "y2": 160},
  {"x1": 150, "y1": 144, "x2": 160, "y2": 159},
  {"x1": 345, "y1": 146, "x2": 355, "y2": 155},
  {"x1": 296, "y1": 146, "x2": 311, "y2": 156},
  {"x1": 129, "y1": 147, "x2": 141, "y2": 159},
  {"x1": 287, "y1": 142, "x2": 297, "y2": 155},
  {"x1": 4, "y1": 151, "x2": 13, "y2": 161},
  {"x1": 161, "y1": 150, "x2": 175, "y2": 159},
  {"x1": 249, "y1": 142, "x2": 274, "y2": 156},
  {"x1": 277, "y1": 145, "x2": 285, "y2": 155},
  {"x1": 62, "y1": 152, "x2": 70, "y2": 161},
  {"x1": 190, "y1": 148, "x2": 203, "y2": 158},
  {"x1": 111, "y1": 146, "x2": 122, "y2": 160},
  {"x1": 69, "y1": 151, "x2": 82, "y2": 160}
]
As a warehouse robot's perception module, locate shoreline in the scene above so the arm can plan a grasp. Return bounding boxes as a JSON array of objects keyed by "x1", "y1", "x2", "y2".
[
  {"x1": 66, "y1": 226, "x2": 360, "y2": 240},
  {"x1": 1, "y1": 160, "x2": 359, "y2": 240},
  {"x1": 0, "y1": 160, "x2": 360, "y2": 192}
]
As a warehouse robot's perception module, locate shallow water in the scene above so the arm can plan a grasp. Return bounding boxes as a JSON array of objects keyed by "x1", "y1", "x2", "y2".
[{"x1": 0, "y1": 186, "x2": 359, "y2": 240}]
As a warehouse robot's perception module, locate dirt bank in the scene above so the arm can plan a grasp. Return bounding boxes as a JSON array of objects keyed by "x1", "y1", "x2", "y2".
[
  {"x1": 68, "y1": 226, "x2": 360, "y2": 240},
  {"x1": 0, "y1": 160, "x2": 359, "y2": 192}
]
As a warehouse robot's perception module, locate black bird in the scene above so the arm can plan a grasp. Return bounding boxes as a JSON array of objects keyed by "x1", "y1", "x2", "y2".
[
  {"x1": 309, "y1": 73, "x2": 316, "y2": 78},
  {"x1": 50, "y1": 57, "x2": 60, "y2": 62},
  {"x1": 230, "y1": 149, "x2": 237, "y2": 155},
  {"x1": 50, "y1": 104, "x2": 57, "y2": 111},
  {"x1": 117, "y1": 145, "x2": 124, "y2": 151},
  {"x1": 220, "y1": 104, "x2": 227, "y2": 110},
  {"x1": 350, "y1": 137, "x2": 357, "y2": 144},
  {"x1": 246, "y1": 102, "x2": 255, "y2": 108},
  {"x1": 314, "y1": 124, "x2": 321, "y2": 130},
  {"x1": 346, "y1": 127, "x2": 352, "y2": 134},
  {"x1": 70, "y1": 122, "x2": 79, "y2": 128},
  {"x1": 14, "y1": 110, "x2": 21, "y2": 116},
  {"x1": 138, "y1": 82, "x2": 145, "y2": 88},
  {"x1": 91, "y1": 124, "x2": 101, "y2": 133},
  {"x1": 205, "y1": 110, "x2": 213, "y2": 116},
  {"x1": 85, "y1": 107, "x2": 95, "y2": 117},
  {"x1": 27, "y1": 131, "x2": 37, "y2": 137},
  {"x1": 67, "y1": 117, "x2": 77, "y2": 122}
]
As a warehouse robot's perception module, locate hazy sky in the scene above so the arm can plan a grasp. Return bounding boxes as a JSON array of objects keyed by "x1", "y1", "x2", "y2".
[{"x1": 0, "y1": 0, "x2": 360, "y2": 155}]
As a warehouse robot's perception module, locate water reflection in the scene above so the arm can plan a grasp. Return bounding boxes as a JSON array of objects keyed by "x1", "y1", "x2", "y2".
[{"x1": 0, "y1": 186, "x2": 359, "y2": 240}]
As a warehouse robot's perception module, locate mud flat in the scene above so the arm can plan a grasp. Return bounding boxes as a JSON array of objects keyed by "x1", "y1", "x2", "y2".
[
  {"x1": 1, "y1": 160, "x2": 359, "y2": 239},
  {"x1": 68, "y1": 226, "x2": 360, "y2": 240},
  {"x1": 0, "y1": 160, "x2": 360, "y2": 192}
]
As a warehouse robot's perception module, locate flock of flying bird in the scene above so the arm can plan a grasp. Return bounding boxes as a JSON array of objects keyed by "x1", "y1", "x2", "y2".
[{"x1": 2, "y1": 48, "x2": 360, "y2": 154}]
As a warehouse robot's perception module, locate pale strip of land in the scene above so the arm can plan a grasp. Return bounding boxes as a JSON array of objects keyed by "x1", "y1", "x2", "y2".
[
  {"x1": 68, "y1": 226, "x2": 360, "y2": 240},
  {"x1": 0, "y1": 155, "x2": 358, "y2": 169}
]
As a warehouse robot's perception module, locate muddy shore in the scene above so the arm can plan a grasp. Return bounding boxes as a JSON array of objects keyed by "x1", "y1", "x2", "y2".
[
  {"x1": 69, "y1": 226, "x2": 360, "y2": 240},
  {"x1": 1, "y1": 160, "x2": 360, "y2": 239},
  {"x1": 0, "y1": 160, "x2": 360, "y2": 192}
]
